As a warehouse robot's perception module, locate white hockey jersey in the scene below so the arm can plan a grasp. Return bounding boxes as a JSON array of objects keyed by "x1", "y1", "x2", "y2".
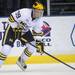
[{"x1": 8, "y1": 8, "x2": 44, "y2": 33}]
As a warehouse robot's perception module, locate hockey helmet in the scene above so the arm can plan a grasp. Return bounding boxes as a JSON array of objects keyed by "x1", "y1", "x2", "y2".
[{"x1": 33, "y1": 2, "x2": 44, "y2": 10}]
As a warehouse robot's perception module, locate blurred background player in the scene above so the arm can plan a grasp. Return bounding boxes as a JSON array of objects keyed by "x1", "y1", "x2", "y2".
[{"x1": 0, "y1": 1, "x2": 44, "y2": 71}]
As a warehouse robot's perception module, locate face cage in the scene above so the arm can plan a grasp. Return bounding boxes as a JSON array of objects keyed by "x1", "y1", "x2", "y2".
[{"x1": 32, "y1": 9, "x2": 44, "y2": 18}]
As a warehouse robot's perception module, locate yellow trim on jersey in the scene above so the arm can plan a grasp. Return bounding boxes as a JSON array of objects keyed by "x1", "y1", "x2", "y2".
[
  {"x1": 2, "y1": 25, "x2": 10, "y2": 45},
  {"x1": 8, "y1": 15, "x2": 15, "y2": 22},
  {"x1": 21, "y1": 37, "x2": 27, "y2": 42}
]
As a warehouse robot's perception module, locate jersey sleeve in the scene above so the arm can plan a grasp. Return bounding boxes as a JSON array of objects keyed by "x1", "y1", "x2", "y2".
[
  {"x1": 8, "y1": 9, "x2": 23, "y2": 28},
  {"x1": 8, "y1": 14, "x2": 18, "y2": 28},
  {"x1": 8, "y1": 8, "x2": 32, "y2": 29}
]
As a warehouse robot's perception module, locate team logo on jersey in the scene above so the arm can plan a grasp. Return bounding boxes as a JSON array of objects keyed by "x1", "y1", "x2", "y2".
[{"x1": 70, "y1": 24, "x2": 75, "y2": 47}]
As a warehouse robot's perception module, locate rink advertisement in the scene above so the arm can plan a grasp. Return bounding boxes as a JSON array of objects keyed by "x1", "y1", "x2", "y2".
[{"x1": 0, "y1": 17, "x2": 75, "y2": 64}]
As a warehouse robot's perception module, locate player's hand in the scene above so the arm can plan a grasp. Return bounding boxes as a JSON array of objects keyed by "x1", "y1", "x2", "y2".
[
  {"x1": 18, "y1": 21, "x2": 28, "y2": 30},
  {"x1": 36, "y1": 40, "x2": 44, "y2": 55},
  {"x1": 37, "y1": 47, "x2": 44, "y2": 55}
]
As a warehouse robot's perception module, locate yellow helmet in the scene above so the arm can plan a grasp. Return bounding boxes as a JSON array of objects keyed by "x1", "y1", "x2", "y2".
[{"x1": 33, "y1": 2, "x2": 44, "y2": 10}]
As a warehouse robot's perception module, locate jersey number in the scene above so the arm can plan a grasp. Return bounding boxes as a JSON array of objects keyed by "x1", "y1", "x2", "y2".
[{"x1": 15, "y1": 11, "x2": 21, "y2": 19}]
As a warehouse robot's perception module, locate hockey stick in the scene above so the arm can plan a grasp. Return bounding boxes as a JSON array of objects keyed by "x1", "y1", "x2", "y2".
[
  {"x1": 28, "y1": 42, "x2": 75, "y2": 70},
  {"x1": 43, "y1": 51, "x2": 75, "y2": 70},
  {"x1": 18, "y1": 23, "x2": 75, "y2": 70}
]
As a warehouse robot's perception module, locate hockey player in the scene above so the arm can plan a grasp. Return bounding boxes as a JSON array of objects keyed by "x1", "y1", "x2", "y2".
[{"x1": 0, "y1": 2, "x2": 44, "y2": 71}]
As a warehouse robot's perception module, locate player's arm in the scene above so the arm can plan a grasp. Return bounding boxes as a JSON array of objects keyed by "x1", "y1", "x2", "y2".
[
  {"x1": 8, "y1": 14, "x2": 23, "y2": 33},
  {"x1": 8, "y1": 14, "x2": 18, "y2": 28}
]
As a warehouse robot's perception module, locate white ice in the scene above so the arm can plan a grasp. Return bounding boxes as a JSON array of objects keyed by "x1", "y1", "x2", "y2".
[{"x1": 0, "y1": 63, "x2": 75, "y2": 75}]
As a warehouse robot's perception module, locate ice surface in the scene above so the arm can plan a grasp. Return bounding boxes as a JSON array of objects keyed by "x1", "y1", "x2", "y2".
[{"x1": 0, "y1": 63, "x2": 75, "y2": 75}]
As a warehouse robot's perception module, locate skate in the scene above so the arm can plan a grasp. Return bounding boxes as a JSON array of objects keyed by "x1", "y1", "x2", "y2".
[{"x1": 16, "y1": 57, "x2": 27, "y2": 71}]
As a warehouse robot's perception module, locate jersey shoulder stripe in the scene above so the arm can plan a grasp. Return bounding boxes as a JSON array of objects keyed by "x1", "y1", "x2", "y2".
[{"x1": 8, "y1": 15, "x2": 15, "y2": 22}]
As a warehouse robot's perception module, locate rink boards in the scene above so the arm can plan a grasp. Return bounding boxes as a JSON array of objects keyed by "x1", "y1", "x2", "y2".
[{"x1": 0, "y1": 16, "x2": 75, "y2": 64}]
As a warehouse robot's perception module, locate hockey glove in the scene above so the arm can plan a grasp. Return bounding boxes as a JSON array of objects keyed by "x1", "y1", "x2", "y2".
[{"x1": 36, "y1": 40, "x2": 44, "y2": 55}]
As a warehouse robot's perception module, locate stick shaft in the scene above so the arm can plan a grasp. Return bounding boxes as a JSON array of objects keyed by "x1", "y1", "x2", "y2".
[
  {"x1": 44, "y1": 51, "x2": 75, "y2": 70},
  {"x1": 29, "y1": 42, "x2": 75, "y2": 70}
]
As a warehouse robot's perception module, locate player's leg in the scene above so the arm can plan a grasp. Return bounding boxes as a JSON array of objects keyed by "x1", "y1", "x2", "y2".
[
  {"x1": 0, "y1": 45, "x2": 12, "y2": 65},
  {"x1": 17, "y1": 30, "x2": 36, "y2": 71},
  {"x1": 0, "y1": 25, "x2": 15, "y2": 66}
]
